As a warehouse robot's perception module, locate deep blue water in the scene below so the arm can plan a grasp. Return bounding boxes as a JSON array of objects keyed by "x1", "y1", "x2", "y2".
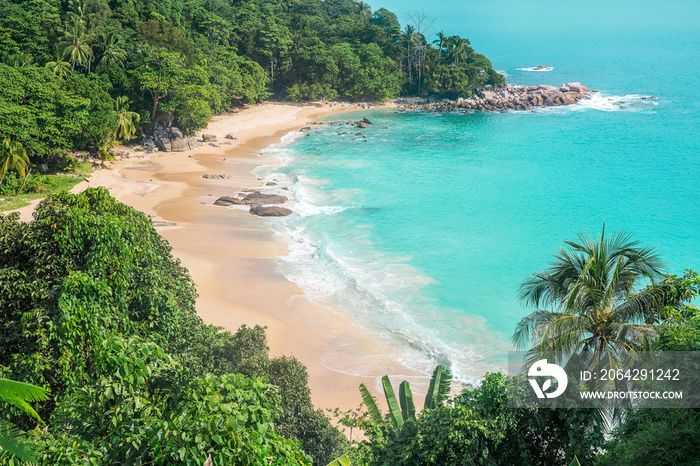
[{"x1": 255, "y1": 0, "x2": 700, "y2": 383}]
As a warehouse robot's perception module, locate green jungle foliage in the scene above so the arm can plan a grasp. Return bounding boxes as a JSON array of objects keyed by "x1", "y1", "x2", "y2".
[
  {"x1": 0, "y1": 0, "x2": 504, "y2": 169},
  {"x1": 0, "y1": 188, "x2": 346, "y2": 464},
  {"x1": 350, "y1": 372, "x2": 604, "y2": 466}
]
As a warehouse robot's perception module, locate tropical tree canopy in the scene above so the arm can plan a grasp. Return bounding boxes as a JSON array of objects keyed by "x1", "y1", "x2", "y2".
[{"x1": 512, "y1": 227, "x2": 669, "y2": 368}]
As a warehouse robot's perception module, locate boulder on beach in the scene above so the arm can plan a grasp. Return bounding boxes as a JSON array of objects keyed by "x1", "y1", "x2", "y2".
[
  {"x1": 299, "y1": 126, "x2": 312, "y2": 132},
  {"x1": 171, "y1": 138, "x2": 188, "y2": 152},
  {"x1": 202, "y1": 174, "x2": 231, "y2": 180},
  {"x1": 250, "y1": 205, "x2": 293, "y2": 217},
  {"x1": 156, "y1": 137, "x2": 172, "y2": 152},
  {"x1": 213, "y1": 196, "x2": 239, "y2": 206},
  {"x1": 242, "y1": 191, "x2": 288, "y2": 204},
  {"x1": 168, "y1": 127, "x2": 183, "y2": 139},
  {"x1": 225, "y1": 132, "x2": 238, "y2": 139},
  {"x1": 202, "y1": 133, "x2": 217, "y2": 141}
]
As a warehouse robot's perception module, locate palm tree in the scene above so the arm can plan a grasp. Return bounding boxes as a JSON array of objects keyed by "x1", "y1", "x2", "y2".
[
  {"x1": 61, "y1": 16, "x2": 93, "y2": 71},
  {"x1": 433, "y1": 31, "x2": 447, "y2": 59},
  {"x1": 0, "y1": 139, "x2": 30, "y2": 187},
  {"x1": 0, "y1": 377, "x2": 50, "y2": 462},
  {"x1": 400, "y1": 25, "x2": 416, "y2": 86},
  {"x1": 513, "y1": 227, "x2": 667, "y2": 369},
  {"x1": 98, "y1": 31, "x2": 126, "y2": 70},
  {"x1": 446, "y1": 36, "x2": 471, "y2": 66},
  {"x1": 356, "y1": 1, "x2": 372, "y2": 22},
  {"x1": 3, "y1": 52, "x2": 33, "y2": 68},
  {"x1": 113, "y1": 96, "x2": 140, "y2": 141},
  {"x1": 45, "y1": 44, "x2": 72, "y2": 77}
]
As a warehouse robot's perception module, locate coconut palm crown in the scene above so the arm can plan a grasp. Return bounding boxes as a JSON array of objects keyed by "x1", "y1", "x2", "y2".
[
  {"x1": 0, "y1": 138, "x2": 30, "y2": 186},
  {"x1": 513, "y1": 227, "x2": 667, "y2": 366}
]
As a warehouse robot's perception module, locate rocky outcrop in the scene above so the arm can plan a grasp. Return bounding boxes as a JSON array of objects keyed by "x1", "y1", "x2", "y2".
[
  {"x1": 347, "y1": 117, "x2": 373, "y2": 128},
  {"x1": 213, "y1": 196, "x2": 239, "y2": 206},
  {"x1": 213, "y1": 191, "x2": 288, "y2": 207},
  {"x1": 241, "y1": 191, "x2": 288, "y2": 204},
  {"x1": 398, "y1": 83, "x2": 591, "y2": 113},
  {"x1": 299, "y1": 126, "x2": 312, "y2": 132},
  {"x1": 250, "y1": 205, "x2": 292, "y2": 217},
  {"x1": 142, "y1": 126, "x2": 203, "y2": 153}
]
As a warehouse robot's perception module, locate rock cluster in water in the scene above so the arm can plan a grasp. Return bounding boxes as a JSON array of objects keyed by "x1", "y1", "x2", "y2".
[{"x1": 398, "y1": 83, "x2": 591, "y2": 112}]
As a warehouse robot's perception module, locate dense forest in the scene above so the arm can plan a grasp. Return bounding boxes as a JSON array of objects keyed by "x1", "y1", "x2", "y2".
[
  {"x1": 0, "y1": 0, "x2": 505, "y2": 165},
  {"x1": 2, "y1": 191, "x2": 699, "y2": 465}
]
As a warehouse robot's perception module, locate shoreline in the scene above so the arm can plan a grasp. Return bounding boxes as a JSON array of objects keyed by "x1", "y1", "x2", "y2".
[{"x1": 9, "y1": 101, "x2": 403, "y2": 412}]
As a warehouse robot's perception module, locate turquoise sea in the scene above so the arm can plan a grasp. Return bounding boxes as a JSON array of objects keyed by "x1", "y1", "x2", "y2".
[{"x1": 257, "y1": 0, "x2": 700, "y2": 384}]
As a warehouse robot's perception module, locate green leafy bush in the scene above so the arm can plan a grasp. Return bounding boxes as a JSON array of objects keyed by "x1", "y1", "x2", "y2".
[{"x1": 0, "y1": 189, "x2": 343, "y2": 463}]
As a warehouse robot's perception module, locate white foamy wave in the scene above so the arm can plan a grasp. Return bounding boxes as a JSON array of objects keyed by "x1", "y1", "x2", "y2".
[
  {"x1": 268, "y1": 195, "x2": 506, "y2": 386},
  {"x1": 252, "y1": 130, "x2": 303, "y2": 182},
  {"x1": 495, "y1": 69, "x2": 510, "y2": 77},
  {"x1": 516, "y1": 66, "x2": 554, "y2": 72},
  {"x1": 576, "y1": 92, "x2": 659, "y2": 112},
  {"x1": 291, "y1": 176, "x2": 350, "y2": 218}
]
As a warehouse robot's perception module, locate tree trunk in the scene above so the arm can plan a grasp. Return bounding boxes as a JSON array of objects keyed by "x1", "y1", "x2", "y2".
[
  {"x1": 18, "y1": 167, "x2": 31, "y2": 195},
  {"x1": 151, "y1": 84, "x2": 161, "y2": 123}
]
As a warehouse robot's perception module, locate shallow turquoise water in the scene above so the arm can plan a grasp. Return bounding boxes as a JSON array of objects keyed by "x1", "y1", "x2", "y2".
[{"x1": 256, "y1": 0, "x2": 700, "y2": 383}]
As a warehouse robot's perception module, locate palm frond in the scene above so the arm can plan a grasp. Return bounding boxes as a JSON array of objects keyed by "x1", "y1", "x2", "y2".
[
  {"x1": 381, "y1": 376, "x2": 403, "y2": 430},
  {"x1": 0, "y1": 378, "x2": 49, "y2": 423},
  {"x1": 424, "y1": 365, "x2": 451, "y2": 410},
  {"x1": 359, "y1": 383, "x2": 382, "y2": 425},
  {"x1": 0, "y1": 419, "x2": 37, "y2": 462},
  {"x1": 398, "y1": 380, "x2": 415, "y2": 421},
  {"x1": 512, "y1": 310, "x2": 564, "y2": 350}
]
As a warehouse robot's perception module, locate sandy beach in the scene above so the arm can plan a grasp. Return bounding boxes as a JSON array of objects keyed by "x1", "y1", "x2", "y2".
[{"x1": 10, "y1": 101, "x2": 413, "y2": 412}]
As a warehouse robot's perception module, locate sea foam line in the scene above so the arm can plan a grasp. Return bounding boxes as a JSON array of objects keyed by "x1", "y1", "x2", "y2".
[{"x1": 575, "y1": 92, "x2": 659, "y2": 112}]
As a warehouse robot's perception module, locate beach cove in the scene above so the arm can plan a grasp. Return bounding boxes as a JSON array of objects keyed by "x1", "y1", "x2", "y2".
[{"x1": 10, "y1": 101, "x2": 415, "y2": 413}]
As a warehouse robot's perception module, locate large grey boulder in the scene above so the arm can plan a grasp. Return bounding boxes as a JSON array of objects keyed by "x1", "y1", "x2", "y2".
[
  {"x1": 186, "y1": 138, "x2": 201, "y2": 150},
  {"x1": 169, "y1": 127, "x2": 183, "y2": 139},
  {"x1": 202, "y1": 134, "x2": 217, "y2": 141},
  {"x1": 170, "y1": 138, "x2": 188, "y2": 152},
  {"x1": 567, "y1": 82, "x2": 582, "y2": 93},
  {"x1": 250, "y1": 205, "x2": 292, "y2": 217},
  {"x1": 225, "y1": 132, "x2": 238, "y2": 139},
  {"x1": 156, "y1": 137, "x2": 172, "y2": 152}
]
